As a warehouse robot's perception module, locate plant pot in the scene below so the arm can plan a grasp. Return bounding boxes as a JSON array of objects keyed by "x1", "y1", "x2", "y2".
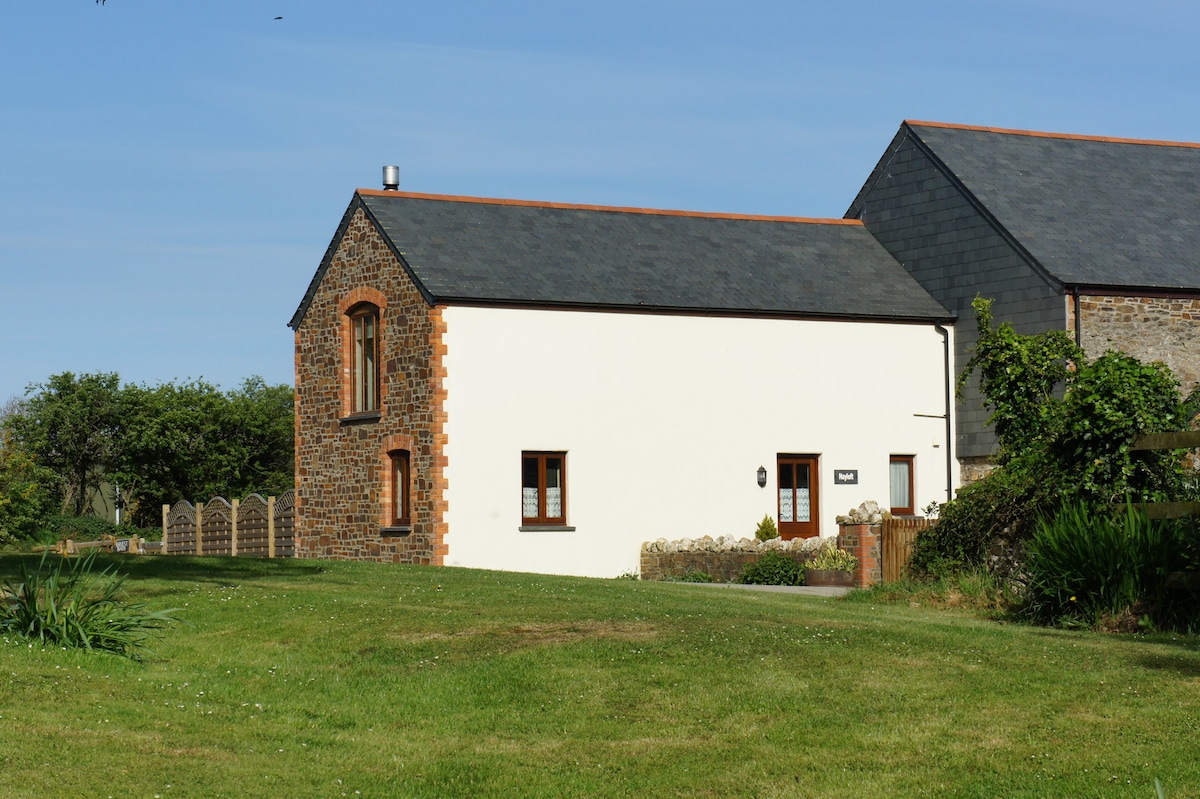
[{"x1": 804, "y1": 569, "x2": 854, "y2": 587}]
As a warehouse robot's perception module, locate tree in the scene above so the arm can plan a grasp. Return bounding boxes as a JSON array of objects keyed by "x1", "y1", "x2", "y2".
[
  {"x1": 0, "y1": 426, "x2": 56, "y2": 544},
  {"x1": 7, "y1": 372, "x2": 123, "y2": 517},
  {"x1": 2, "y1": 372, "x2": 296, "y2": 535},
  {"x1": 114, "y1": 378, "x2": 295, "y2": 528}
]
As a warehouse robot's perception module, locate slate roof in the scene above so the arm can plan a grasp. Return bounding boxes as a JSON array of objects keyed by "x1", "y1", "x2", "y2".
[
  {"x1": 891, "y1": 121, "x2": 1200, "y2": 290},
  {"x1": 289, "y1": 191, "x2": 950, "y2": 329}
]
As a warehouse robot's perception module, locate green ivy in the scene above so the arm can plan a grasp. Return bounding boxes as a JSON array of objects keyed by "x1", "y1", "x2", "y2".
[{"x1": 914, "y1": 298, "x2": 1196, "y2": 577}]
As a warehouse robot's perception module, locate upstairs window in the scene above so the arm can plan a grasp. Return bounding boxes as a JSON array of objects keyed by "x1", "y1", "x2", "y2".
[
  {"x1": 348, "y1": 303, "x2": 379, "y2": 413},
  {"x1": 522, "y1": 452, "x2": 566, "y2": 525},
  {"x1": 890, "y1": 455, "x2": 915, "y2": 516}
]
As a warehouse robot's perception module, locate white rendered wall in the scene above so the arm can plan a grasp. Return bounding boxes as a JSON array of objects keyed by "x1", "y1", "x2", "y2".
[{"x1": 441, "y1": 306, "x2": 955, "y2": 578}]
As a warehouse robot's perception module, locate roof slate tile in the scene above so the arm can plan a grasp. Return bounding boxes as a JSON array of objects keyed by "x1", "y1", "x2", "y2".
[
  {"x1": 327, "y1": 192, "x2": 952, "y2": 322},
  {"x1": 907, "y1": 122, "x2": 1200, "y2": 290}
]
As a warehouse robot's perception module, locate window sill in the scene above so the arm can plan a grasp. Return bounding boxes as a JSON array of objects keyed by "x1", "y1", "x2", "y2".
[
  {"x1": 382, "y1": 525, "x2": 412, "y2": 536},
  {"x1": 519, "y1": 525, "x2": 577, "y2": 532},
  {"x1": 340, "y1": 411, "x2": 382, "y2": 426}
]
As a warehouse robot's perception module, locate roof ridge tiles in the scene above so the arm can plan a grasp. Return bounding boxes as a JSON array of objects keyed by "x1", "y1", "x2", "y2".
[
  {"x1": 355, "y1": 188, "x2": 862, "y2": 226},
  {"x1": 905, "y1": 119, "x2": 1200, "y2": 150}
]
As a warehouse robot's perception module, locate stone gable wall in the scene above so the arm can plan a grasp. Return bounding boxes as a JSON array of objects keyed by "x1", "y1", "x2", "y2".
[
  {"x1": 293, "y1": 205, "x2": 446, "y2": 563},
  {"x1": 1073, "y1": 295, "x2": 1200, "y2": 397}
]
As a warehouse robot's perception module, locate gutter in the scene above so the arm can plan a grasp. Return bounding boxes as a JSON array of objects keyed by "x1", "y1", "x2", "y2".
[{"x1": 935, "y1": 321, "x2": 954, "y2": 502}]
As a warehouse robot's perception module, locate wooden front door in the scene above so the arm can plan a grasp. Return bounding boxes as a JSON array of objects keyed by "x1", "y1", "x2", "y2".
[{"x1": 777, "y1": 455, "x2": 819, "y2": 539}]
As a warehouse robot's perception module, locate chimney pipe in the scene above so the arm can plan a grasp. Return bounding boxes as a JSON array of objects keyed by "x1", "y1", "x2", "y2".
[{"x1": 382, "y1": 165, "x2": 400, "y2": 191}]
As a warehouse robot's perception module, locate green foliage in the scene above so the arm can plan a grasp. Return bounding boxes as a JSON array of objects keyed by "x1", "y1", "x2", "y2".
[
  {"x1": 808, "y1": 540, "x2": 857, "y2": 572},
  {"x1": 0, "y1": 551, "x2": 179, "y2": 659},
  {"x1": 909, "y1": 462, "x2": 1051, "y2": 576},
  {"x1": 7, "y1": 372, "x2": 123, "y2": 518},
  {"x1": 1051, "y1": 352, "x2": 1190, "y2": 503},
  {"x1": 845, "y1": 568, "x2": 1014, "y2": 615},
  {"x1": 114, "y1": 376, "x2": 294, "y2": 527},
  {"x1": 40, "y1": 515, "x2": 160, "y2": 546},
  {"x1": 738, "y1": 550, "x2": 803, "y2": 585},
  {"x1": 753, "y1": 514, "x2": 778, "y2": 541},
  {"x1": 958, "y1": 296, "x2": 1083, "y2": 462},
  {"x1": 916, "y1": 298, "x2": 1196, "y2": 575},
  {"x1": 0, "y1": 428, "x2": 56, "y2": 545},
  {"x1": 3, "y1": 372, "x2": 295, "y2": 533},
  {"x1": 674, "y1": 569, "x2": 715, "y2": 583},
  {"x1": 1019, "y1": 503, "x2": 1200, "y2": 632}
]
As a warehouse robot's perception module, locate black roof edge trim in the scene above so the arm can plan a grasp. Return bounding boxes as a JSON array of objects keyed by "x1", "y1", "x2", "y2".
[
  {"x1": 845, "y1": 124, "x2": 911, "y2": 219},
  {"x1": 434, "y1": 296, "x2": 957, "y2": 326},
  {"x1": 288, "y1": 194, "x2": 365, "y2": 330},
  {"x1": 1064, "y1": 283, "x2": 1200, "y2": 298},
  {"x1": 287, "y1": 192, "x2": 439, "y2": 330},
  {"x1": 898, "y1": 122, "x2": 1065, "y2": 294}
]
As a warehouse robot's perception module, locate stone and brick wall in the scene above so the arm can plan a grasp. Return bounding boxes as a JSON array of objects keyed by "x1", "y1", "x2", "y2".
[
  {"x1": 640, "y1": 550, "x2": 813, "y2": 584},
  {"x1": 837, "y1": 524, "x2": 882, "y2": 588},
  {"x1": 1071, "y1": 294, "x2": 1200, "y2": 397},
  {"x1": 293, "y1": 204, "x2": 446, "y2": 564}
]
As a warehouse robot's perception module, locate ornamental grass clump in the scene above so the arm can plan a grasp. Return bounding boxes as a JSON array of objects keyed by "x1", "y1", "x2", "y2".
[
  {"x1": 1019, "y1": 502, "x2": 1200, "y2": 632},
  {"x1": 809, "y1": 539, "x2": 858, "y2": 572},
  {"x1": 1, "y1": 550, "x2": 179, "y2": 659}
]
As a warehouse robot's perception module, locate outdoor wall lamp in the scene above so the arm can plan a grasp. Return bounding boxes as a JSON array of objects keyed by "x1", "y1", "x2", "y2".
[{"x1": 757, "y1": 465, "x2": 767, "y2": 488}]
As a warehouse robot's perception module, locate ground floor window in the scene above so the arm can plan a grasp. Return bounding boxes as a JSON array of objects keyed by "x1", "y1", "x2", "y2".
[
  {"x1": 390, "y1": 449, "x2": 411, "y2": 527},
  {"x1": 890, "y1": 455, "x2": 914, "y2": 516},
  {"x1": 522, "y1": 452, "x2": 565, "y2": 525}
]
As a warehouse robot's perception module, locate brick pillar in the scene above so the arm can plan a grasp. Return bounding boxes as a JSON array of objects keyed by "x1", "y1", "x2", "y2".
[{"x1": 838, "y1": 524, "x2": 882, "y2": 588}]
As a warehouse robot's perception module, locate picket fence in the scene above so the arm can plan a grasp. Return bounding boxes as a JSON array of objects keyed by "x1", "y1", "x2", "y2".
[{"x1": 161, "y1": 491, "x2": 295, "y2": 558}]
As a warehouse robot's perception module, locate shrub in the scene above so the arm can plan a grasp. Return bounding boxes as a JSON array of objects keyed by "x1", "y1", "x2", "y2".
[
  {"x1": 918, "y1": 299, "x2": 1196, "y2": 578},
  {"x1": 754, "y1": 515, "x2": 778, "y2": 541},
  {"x1": 38, "y1": 515, "x2": 160, "y2": 546},
  {"x1": 808, "y1": 540, "x2": 857, "y2": 572},
  {"x1": 0, "y1": 550, "x2": 180, "y2": 659},
  {"x1": 908, "y1": 463, "x2": 1049, "y2": 577},
  {"x1": 738, "y1": 550, "x2": 803, "y2": 586},
  {"x1": 1018, "y1": 503, "x2": 1200, "y2": 631}
]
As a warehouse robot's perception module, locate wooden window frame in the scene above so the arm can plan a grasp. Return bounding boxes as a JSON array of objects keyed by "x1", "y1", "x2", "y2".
[
  {"x1": 521, "y1": 451, "x2": 567, "y2": 526},
  {"x1": 390, "y1": 449, "x2": 411, "y2": 528},
  {"x1": 348, "y1": 303, "x2": 380, "y2": 414},
  {"x1": 890, "y1": 455, "x2": 915, "y2": 516}
]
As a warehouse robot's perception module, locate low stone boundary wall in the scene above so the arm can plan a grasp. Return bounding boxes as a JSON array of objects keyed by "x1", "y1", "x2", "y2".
[{"x1": 641, "y1": 535, "x2": 823, "y2": 583}]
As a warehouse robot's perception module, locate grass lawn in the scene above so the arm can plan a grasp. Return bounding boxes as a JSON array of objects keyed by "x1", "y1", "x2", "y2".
[{"x1": 2, "y1": 555, "x2": 1199, "y2": 798}]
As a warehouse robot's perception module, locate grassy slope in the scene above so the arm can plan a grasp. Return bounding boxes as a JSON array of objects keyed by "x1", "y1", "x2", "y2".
[{"x1": 1, "y1": 555, "x2": 1198, "y2": 798}]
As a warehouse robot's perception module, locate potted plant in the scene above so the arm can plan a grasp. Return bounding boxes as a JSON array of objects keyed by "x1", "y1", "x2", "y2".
[{"x1": 804, "y1": 539, "x2": 857, "y2": 587}]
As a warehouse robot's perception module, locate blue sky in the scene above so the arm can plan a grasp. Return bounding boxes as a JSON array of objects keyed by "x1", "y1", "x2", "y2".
[{"x1": 3, "y1": 1, "x2": 1200, "y2": 403}]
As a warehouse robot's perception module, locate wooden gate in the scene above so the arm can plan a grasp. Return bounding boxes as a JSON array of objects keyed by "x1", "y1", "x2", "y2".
[{"x1": 881, "y1": 518, "x2": 931, "y2": 583}]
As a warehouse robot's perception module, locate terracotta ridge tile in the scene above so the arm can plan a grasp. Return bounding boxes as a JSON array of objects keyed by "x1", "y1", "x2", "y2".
[
  {"x1": 905, "y1": 119, "x2": 1200, "y2": 150},
  {"x1": 355, "y1": 189, "x2": 861, "y2": 226}
]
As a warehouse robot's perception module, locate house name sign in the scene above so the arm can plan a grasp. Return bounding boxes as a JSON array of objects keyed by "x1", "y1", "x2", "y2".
[{"x1": 834, "y1": 470, "x2": 859, "y2": 485}]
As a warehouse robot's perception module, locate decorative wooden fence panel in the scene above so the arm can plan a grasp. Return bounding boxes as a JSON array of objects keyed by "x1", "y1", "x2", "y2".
[
  {"x1": 881, "y1": 518, "x2": 931, "y2": 583},
  {"x1": 162, "y1": 491, "x2": 295, "y2": 558}
]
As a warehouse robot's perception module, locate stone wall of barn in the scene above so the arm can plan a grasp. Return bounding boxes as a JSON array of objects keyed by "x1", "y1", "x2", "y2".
[{"x1": 1072, "y1": 294, "x2": 1200, "y2": 397}]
